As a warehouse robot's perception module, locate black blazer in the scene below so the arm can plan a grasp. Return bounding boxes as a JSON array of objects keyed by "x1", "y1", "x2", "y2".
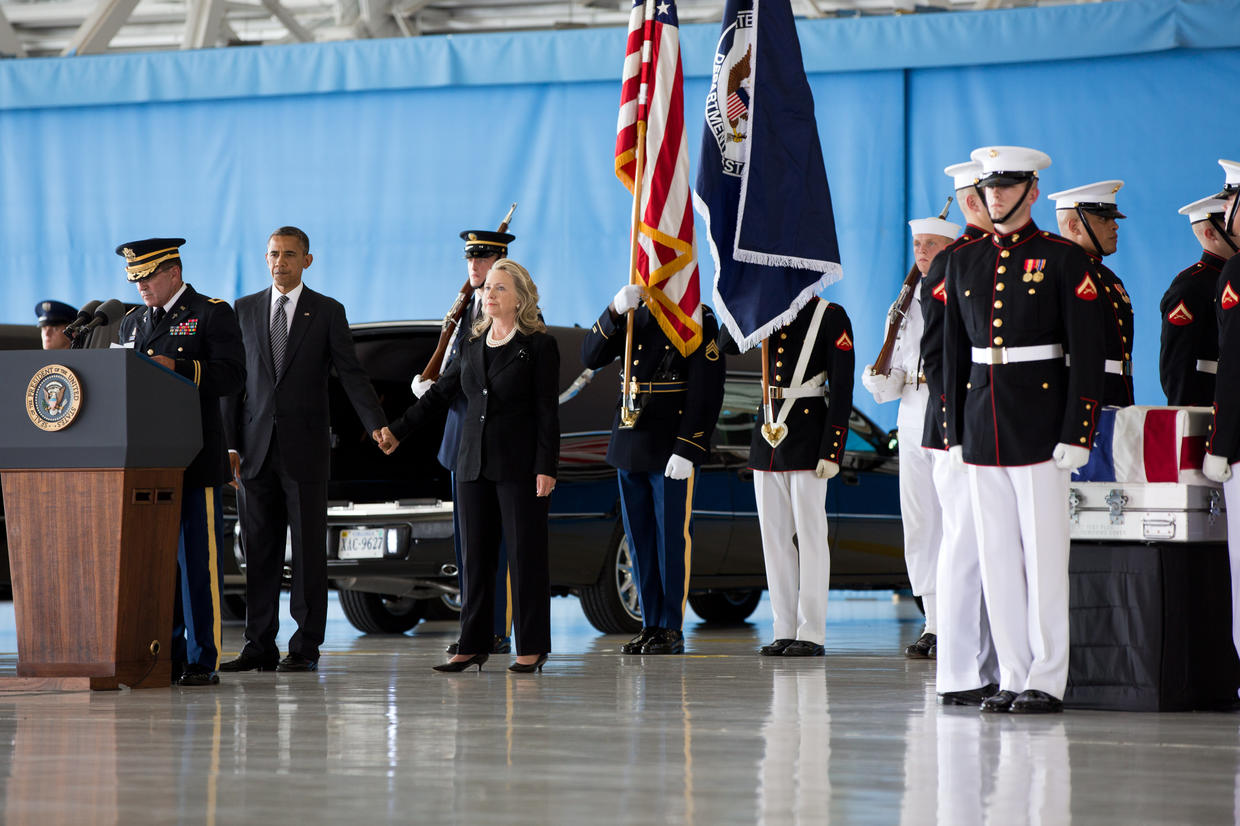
[
  {"x1": 117, "y1": 284, "x2": 245, "y2": 489},
  {"x1": 389, "y1": 328, "x2": 560, "y2": 482},
  {"x1": 222, "y1": 285, "x2": 386, "y2": 483}
]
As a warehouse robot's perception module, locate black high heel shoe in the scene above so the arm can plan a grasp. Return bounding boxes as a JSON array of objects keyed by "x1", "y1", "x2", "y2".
[
  {"x1": 433, "y1": 652, "x2": 489, "y2": 673},
  {"x1": 507, "y1": 653, "x2": 548, "y2": 674}
]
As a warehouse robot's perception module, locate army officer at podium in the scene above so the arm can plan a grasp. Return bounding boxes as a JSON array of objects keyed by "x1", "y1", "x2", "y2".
[{"x1": 116, "y1": 238, "x2": 245, "y2": 687}]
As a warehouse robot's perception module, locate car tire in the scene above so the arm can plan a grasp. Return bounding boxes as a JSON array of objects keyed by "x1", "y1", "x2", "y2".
[
  {"x1": 419, "y1": 593, "x2": 462, "y2": 621},
  {"x1": 338, "y1": 588, "x2": 425, "y2": 634},
  {"x1": 687, "y1": 589, "x2": 762, "y2": 625},
  {"x1": 578, "y1": 521, "x2": 643, "y2": 635}
]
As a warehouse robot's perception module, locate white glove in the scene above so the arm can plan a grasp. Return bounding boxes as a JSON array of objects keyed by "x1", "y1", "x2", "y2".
[
  {"x1": 860, "y1": 366, "x2": 905, "y2": 404},
  {"x1": 410, "y1": 374, "x2": 434, "y2": 399},
  {"x1": 665, "y1": 454, "x2": 693, "y2": 480},
  {"x1": 1204, "y1": 453, "x2": 1233, "y2": 483},
  {"x1": 949, "y1": 445, "x2": 966, "y2": 471},
  {"x1": 1052, "y1": 443, "x2": 1091, "y2": 471},
  {"x1": 613, "y1": 284, "x2": 644, "y2": 315},
  {"x1": 815, "y1": 459, "x2": 839, "y2": 479}
]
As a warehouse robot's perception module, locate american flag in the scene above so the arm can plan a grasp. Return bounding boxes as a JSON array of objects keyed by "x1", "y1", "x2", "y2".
[{"x1": 614, "y1": 0, "x2": 702, "y2": 357}]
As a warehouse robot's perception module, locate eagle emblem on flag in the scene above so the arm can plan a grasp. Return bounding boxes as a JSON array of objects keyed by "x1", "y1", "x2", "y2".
[{"x1": 704, "y1": 8, "x2": 754, "y2": 176}]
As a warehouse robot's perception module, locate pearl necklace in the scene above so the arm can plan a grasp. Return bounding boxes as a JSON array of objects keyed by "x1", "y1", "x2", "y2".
[{"x1": 487, "y1": 325, "x2": 518, "y2": 348}]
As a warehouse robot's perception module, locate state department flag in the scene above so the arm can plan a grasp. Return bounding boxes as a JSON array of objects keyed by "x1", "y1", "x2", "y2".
[{"x1": 692, "y1": 0, "x2": 842, "y2": 351}]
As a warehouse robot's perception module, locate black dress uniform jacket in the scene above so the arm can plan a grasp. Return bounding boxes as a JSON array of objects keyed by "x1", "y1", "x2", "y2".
[
  {"x1": 1160, "y1": 251, "x2": 1227, "y2": 406},
  {"x1": 389, "y1": 329, "x2": 560, "y2": 482},
  {"x1": 741, "y1": 299, "x2": 854, "y2": 471},
  {"x1": 118, "y1": 284, "x2": 245, "y2": 488},
  {"x1": 1209, "y1": 256, "x2": 1240, "y2": 463},
  {"x1": 1091, "y1": 256, "x2": 1135, "y2": 407},
  {"x1": 920, "y1": 224, "x2": 987, "y2": 451},
  {"x1": 943, "y1": 221, "x2": 1107, "y2": 466},
  {"x1": 223, "y1": 286, "x2": 386, "y2": 482},
  {"x1": 581, "y1": 304, "x2": 726, "y2": 473}
]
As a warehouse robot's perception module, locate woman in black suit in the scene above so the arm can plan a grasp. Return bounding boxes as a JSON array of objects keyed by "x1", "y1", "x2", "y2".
[{"x1": 379, "y1": 259, "x2": 559, "y2": 673}]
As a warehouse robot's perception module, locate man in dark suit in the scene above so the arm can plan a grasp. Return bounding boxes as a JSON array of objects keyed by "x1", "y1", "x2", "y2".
[
  {"x1": 116, "y1": 238, "x2": 246, "y2": 686},
  {"x1": 411, "y1": 228, "x2": 516, "y2": 655},
  {"x1": 221, "y1": 226, "x2": 387, "y2": 673}
]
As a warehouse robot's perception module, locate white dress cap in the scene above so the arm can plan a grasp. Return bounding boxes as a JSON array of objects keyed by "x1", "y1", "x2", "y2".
[
  {"x1": 969, "y1": 145, "x2": 1052, "y2": 184},
  {"x1": 1046, "y1": 180, "x2": 1125, "y2": 218},
  {"x1": 908, "y1": 218, "x2": 962, "y2": 238},
  {"x1": 944, "y1": 161, "x2": 983, "y2": 190},
  {"x1": 1179, "y1": 195, "x2": 1228, "y2": 223},
  {"x1": 1218, "y1": 159, "x2": 1240, "y2": 193}
]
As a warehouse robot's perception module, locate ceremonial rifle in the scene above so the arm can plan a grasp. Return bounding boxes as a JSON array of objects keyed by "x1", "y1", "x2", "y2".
[
  {"x1": 419, "y1": 203, "x2": 517, "y2": 382},
  {"x1": 868, "y1": 196, "x2": 953, "y2": 377}
]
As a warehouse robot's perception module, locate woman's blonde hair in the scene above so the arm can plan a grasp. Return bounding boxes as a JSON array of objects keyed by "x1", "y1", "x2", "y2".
[{"x1": 470, "y1": 258, "x2": 546, "y2": 338}]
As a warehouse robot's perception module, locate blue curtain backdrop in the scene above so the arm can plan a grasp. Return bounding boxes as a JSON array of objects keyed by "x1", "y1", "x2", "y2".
[{"x1": 1, "y1": 0, "x2": 1237, "y2": 427}]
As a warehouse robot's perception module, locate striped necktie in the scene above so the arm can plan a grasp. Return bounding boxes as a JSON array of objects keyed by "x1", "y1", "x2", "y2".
[{"x1": 271, "y1": 294, "x2": 289, "y2": 382}]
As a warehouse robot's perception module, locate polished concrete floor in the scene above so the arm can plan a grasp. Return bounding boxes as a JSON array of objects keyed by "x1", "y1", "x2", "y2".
[{"x1": 0, "y1": 592, "x2": 1238, "y2": 824}]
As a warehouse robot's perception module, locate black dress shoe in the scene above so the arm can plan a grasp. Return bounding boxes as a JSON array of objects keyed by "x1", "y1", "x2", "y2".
[
  {"x1": 905, "y1": 632, "x2": 936, "y2": 659},
  {"x1": 219, "y1": 650, "x2": 279, "y2": 672},
  {"x1": 508, "y1": 653, "x2": 548, "y2": 673},
  {"x1": 979, "y1": 689, "x2": 1019, "y2": 713},
  {"x1": 433, "y1": 652, "x2": 488, "y2": 673},
  {"x1": 276, "y1": 653, "x2": 319, "y2": 672},
  {"x1": 928, "y1": 643, "x2": 937, "y2": 660},
  {"x1": 759, "y1": 638, "x2": 797, "y2": 656},
  {"x1": 940, "y1": 683, "x2": 999, "y2": 706},
  {"x1": 782, "y1": 640, "x2": 825, "y2": 657},
  {"x1": 642, "y1": 628, "x2": 685, "y2": 655},
  {"x1": 177, "y1": 666, "x2": 220, "y2": 687},
  {"x1": 492, "y1": 636, "x2": 512, "y2": 655},
  {"x1": 171, "y1": 660, "x2": 186, "y2": 684},
  {"x1": 1010, "y1": 689, "x2": 1064, "y2": 714},
  {"x1": 621, "y1": 627, "x2": 660, "y2": 654}
]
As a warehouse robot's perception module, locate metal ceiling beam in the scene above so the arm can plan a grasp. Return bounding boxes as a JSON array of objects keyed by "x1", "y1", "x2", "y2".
[
  {"x1": 183, "y1": 0, "x2": 227, "y2": 47},
  {"x1": 0, "y1": 5, "x2": 26, "y2": 56},
  {"x1": 60, "y1": 0, "x2": 142, "y2": 55},
  {"x1": 259, "y1": 0, "x2": 315, "y2": 41}
]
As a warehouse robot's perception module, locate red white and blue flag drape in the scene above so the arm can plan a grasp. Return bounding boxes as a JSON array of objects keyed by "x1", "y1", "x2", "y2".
[{"x1": 614, "y1": 0, "x2": 703, "y2": 357}]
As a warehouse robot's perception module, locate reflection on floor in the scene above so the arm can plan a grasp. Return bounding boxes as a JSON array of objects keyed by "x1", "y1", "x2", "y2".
[{"x1": 0, "y1": 592, "x2": 1237, "y2": 824}]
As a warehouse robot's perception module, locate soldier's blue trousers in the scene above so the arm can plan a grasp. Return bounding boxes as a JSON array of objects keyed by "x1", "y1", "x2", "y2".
[
  {"x1": 173, "y1": 486, "x2": 223, "y2": 672},
  {"x1": 617, "y1": 468, "x2": 696, "y2": 631}
]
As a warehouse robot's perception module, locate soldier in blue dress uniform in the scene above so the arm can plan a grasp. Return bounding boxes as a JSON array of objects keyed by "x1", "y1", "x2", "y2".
[
  {"x1": 116, "y1": 238, "x2": 245, "y2": 686},
  {"x1": 1160, "y1": 195, "x2": 1236, "y2": 406},
  {"x1": 1048, "y1": 180, "x2": 1134, "y2": 407},
  {"x1": 943, "y1": 146, "x2": 1107, "y2": 714},
  {"x1": 35, "y1": 300, "x2": 76, "y2": 350},
  {"x1": 413, "y1": 228, "x2": 515, "y2": 655},
  {"x1": 581, "y1": 286, "x2": 726, "y2": 655}
]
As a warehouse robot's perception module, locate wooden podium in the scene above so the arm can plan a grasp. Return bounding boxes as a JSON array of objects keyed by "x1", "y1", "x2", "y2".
[{"x1": 0, "y1": 350, "x2": 202, "y2": 690}]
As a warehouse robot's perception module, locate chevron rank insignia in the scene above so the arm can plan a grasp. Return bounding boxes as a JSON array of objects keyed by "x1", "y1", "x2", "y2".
[
  {"x1": 835, "y1": 331, "x2": 853, "y2": 351},
  {"x1": 1075, "y1": 274, "x2": 1099, "y2": 300},
  {"x1": 1223, "y1": 281, "x2": 1240, "y2": 310},
  {"x1": 932, "y1": 280, "x2": 947, "y2": 304},
  {"x1": 1167, "y1": 301, "x2": 1194, "y2": 326}
]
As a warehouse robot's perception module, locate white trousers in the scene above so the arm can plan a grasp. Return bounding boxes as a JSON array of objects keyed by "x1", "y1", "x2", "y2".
[
  {"x1": 754, "y1": 470, "x2": 831, "y2": 645},
  {"x1": 968, "y1": 461, "x2": 1071, "y2": 698},
  {"x1": 1224, "y1": 469, "x2": 1240, "y2": 662},
  {"x1": 932, "y1": 451, "x2": 999, "y2": 693},
  {"x1": 898, "y1": 389, "x2": 942, "y2": 622}
]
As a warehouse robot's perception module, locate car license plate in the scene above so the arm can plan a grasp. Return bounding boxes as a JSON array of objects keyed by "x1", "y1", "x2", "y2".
[{"x1": 339, "y1": 528, "x2": 386, "y2": 559}]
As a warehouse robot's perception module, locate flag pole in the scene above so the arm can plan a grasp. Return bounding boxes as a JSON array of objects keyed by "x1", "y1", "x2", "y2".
[{"x1": 620, "y1": 0, "x2": 656, "y2": 429}]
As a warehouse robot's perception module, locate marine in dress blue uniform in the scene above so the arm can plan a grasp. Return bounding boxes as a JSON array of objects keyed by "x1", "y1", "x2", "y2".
[
  {"x1": 581, "y1": 290, "x2": 725, "y2": 655},
  {"x1": 116, "y1": 238, "x2": 245, "y2": 686},
  {"x1": 722, "y1": 298, "x2": 852, "y2": 657},
  {"x1": 415, "y1": 229, "x2": 515, "y2": 655},
  {"x1": 1200, "y1": 159, "x2": 1240, "y2": 664},
  {"x1": 1048, "y1": 181, "x2": 1134, "y2": 406},
  {"x1": 1160, "y1": 195, "x2": 1236, "y2": 406},
  {"x1": 943, "y1": 147, "x2": 1107, "y2": 714}
]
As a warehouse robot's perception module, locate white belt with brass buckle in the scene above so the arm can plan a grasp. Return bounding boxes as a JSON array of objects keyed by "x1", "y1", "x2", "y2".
[
  {"x1": 971, "y1": 344, "x2": 1064, "y2": 365},
  {"x1": 1104, "y1": 359, "x2": 1133, "y2": 376},
  {"x1": 1198, "y1": 359, "x2": 1219, "y2": 374},
  {"x1": 771, "y1": 386, "x2": 828, "y2": 400}
]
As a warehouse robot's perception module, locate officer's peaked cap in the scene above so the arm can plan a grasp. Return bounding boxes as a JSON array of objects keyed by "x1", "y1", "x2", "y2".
[
  {"x1": 1047, "y1": 180, "x2": 1126, "y2": 219},
  {"x1": 969, "y1": 146, "x2": 1052, "y2": 188},
  {"x1": 116, "y1": 238, "x2": 186, "y2": 282}
]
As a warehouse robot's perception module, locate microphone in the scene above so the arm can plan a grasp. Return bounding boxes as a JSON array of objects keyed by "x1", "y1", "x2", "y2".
[
  {"x1": 79, "y1": 298, "x2": 126, "y2": 335},
  {"x1": 62, "y1": 299, "x2": 103, "y2": 342}
]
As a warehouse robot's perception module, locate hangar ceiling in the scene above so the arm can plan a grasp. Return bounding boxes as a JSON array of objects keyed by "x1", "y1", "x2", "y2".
[{"x1": 0, "y1": 0, "x2": 1092, "y2": 59}]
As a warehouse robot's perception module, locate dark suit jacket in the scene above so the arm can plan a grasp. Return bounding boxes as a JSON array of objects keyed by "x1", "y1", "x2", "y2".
[
  {"x1": 223, "y1": 285, "x2": 386, "y2": 483},
  {"x1": 117, "y1": 284, "x2": 245, "y2": 488},
  {"x1": 437, "y1": 298, "x2": 482, "y2": 472},
  {"x1": 389, "y1": 328, "x2": 560, "y2": 482}
]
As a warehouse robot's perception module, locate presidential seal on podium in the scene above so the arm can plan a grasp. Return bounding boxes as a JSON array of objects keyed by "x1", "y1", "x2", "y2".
[{"x1": 26, "y1": 364, "x2": 82, "y2": 431}]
